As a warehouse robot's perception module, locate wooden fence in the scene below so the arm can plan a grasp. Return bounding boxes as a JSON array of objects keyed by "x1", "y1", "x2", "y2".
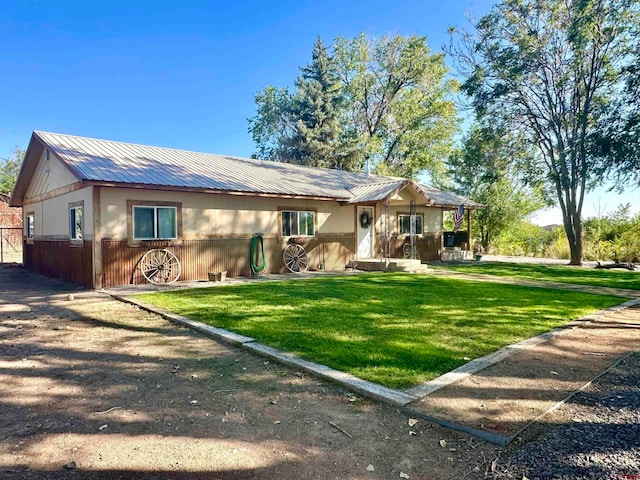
[{"x1": 0, "y1": 227, "x2": 22, "y2": 263}]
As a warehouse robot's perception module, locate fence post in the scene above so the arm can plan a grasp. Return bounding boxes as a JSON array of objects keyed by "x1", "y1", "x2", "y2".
[{"x1": 1, "y1": 228, "x2": 4, "y2": 264}]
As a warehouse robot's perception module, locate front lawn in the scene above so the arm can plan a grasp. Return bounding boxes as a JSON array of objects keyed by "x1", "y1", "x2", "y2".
[
  {"x1": 137, "y1": 274, "x2": 623, "y2": 389},
  {"x1": 434, "y1": 262, "x2": 640, "y2": 290}
]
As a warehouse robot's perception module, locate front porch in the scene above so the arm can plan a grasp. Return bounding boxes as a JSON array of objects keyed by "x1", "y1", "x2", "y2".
[{"x1": 347, "y1": 179, "x2": 482, "y2": 268}]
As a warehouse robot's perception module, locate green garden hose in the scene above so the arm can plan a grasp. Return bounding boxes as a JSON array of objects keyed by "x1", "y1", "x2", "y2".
[{"x1": 250, "y1": 233, "x2": 267, "y2": 275}]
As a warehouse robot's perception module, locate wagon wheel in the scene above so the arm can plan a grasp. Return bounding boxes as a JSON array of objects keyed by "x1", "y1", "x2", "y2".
[
  {"x1": 402, "y1": 243, "x2": 420, "y2": 261},
  {"x1": 140, "y1": 249, "x2": 181, "y2": 285},
  {"x1": 283, "y1": 243, "x2": 308, "y2": 273}
]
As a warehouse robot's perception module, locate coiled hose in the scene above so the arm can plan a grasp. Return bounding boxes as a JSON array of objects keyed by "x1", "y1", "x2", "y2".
[{"x1": 250, "y1": 233, "x2": 267, "y2": 275}]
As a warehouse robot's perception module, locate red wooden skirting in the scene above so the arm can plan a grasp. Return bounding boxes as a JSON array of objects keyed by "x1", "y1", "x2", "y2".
[
  {"x1": 385, "y1": 233, "x2": 442, "y2": 261},
  {"x1": 23, "y1": 240, "x2": 93, "y2": 287},
  {"x1": 101, "y1": 235, "x2": 355, "y2": 287}
]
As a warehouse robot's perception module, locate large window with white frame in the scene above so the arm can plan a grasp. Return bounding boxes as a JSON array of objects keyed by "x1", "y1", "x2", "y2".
[
  {"x1": 281, "y1": 210, "x2": 315, "y2": 237},
  {"x1": 398, "y1": 214, "x2": 424, "y2": 235},
  {"x1": 133, "y1": 206, "x2": 178, "y2": 240}
]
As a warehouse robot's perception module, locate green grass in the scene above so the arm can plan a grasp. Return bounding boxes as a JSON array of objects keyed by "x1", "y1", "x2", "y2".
[
  {"x1": 137, "y1": 273, "x2": 623, "y2": 389},
  {"x1": 434, "y1": 262, "x2": 640, "y2": 290}
]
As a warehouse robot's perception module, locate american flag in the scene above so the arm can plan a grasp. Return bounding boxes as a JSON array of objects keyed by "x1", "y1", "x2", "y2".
[{"x1": 453, "y1": 204, "x2": 465, "y2": 232}]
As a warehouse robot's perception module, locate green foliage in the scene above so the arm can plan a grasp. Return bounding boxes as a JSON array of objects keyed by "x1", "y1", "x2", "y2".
[
  {"x1": 334, "y1": 34, "x2": 458, "y2": 178},
  {"x1": 248, "y1": 85, "x2": 294, "y2": 162},
  {"x1": 492, "y1": 222, "x2": 553, "y2": 257},
  {"x1": 0, "y1": 147, "x2": 24, "y2": 195},
  {"x1": 443, "y1": 125, "x2": 548, "y2": 249},
  {"x1": 138, "y1": 273, "x2": 619, "y2": 388},
  {"x1": 249, "y1": 34, "x2": 458, "y2": 177},
  {"x1": 493, "y1": 202, "x2": 640, "y2": 262},
  {"x1": 545, "y1": 227, "x2": 572, "y2": 260},
  {"x1": 450, "y1": 0, "x2": 636, "y2": 264},
  {"x1": 249, "y1": 38, "x2": 357, "y2": 169},
  {"x1": 591, "y1": 7, "x2": 640, "y2": 186},
  {"x1": 582, "y1": 203, "x2": 640, "y2": 262},
  {"x1": 284, "y1": 38, "x2": 353, "y2": 170}
]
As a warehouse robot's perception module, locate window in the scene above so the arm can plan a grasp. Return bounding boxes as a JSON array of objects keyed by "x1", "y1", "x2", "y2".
[
  {"x1": 398, "y1": 214, "x2": 423, "y2": 235},
  {"x1": 133, "y1": 206, "x2": 177, "y2": 240},
  {"x1": 26, "y1": 213, "x2": 34, "y2": 239},
  {"x1": 281, "y1": 210, "x2": 315, "y2": 237},
  {"x1": 69, "y1": 206, "x2": 83, "y2": 240}
]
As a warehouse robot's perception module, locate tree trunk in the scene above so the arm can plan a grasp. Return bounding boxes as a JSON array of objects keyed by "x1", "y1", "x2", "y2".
[
  {"x1": 563, "y1": 204, "x2": 583, "y2": 266},
  {"x1": 483, "y1": 231, "x2": 491, "y2": 252},
  {"x1": 568, "y1": 232, "x2": 582, "y2": 265}
]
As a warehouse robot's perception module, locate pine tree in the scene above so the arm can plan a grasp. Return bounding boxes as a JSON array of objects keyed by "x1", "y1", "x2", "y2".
[{"x1": 283, "y1": 38, "x2": 353, "y2": 169}]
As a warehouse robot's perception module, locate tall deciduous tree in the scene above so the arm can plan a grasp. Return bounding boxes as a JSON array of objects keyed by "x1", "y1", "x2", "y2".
[
  {"x1": 0, "y1": 147, "x2": 24, "y2": 195},
  {"x1": 450, "y1": 0, "x2": 636, "y2": 264},
  {"x1": 444, "y1": 126, "x2": 548, "y2": 250},
  {"x1": 248, "y1": 85, "x2": 294, "y2": 162},
  {"x1": 249, "y1": 34, "x2": 458, "y2": 177},
  {"x1": 592, "y1": 17, "x2": 640, "y2": 185},
  {"x1": 333, "y1": 34, "x2": 458, "y2": 178}
]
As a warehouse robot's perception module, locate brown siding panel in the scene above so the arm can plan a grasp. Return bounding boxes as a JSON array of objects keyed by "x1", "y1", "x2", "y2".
[
  {"x1": 101, "y1": 234, "x2": 355, "y2": 287},
  {"x1": 385, "y1": 233, "x2": 442, "y2": 261},
  {"x1": 23, "y1": 240, "x2": 93, "y2": 287}
]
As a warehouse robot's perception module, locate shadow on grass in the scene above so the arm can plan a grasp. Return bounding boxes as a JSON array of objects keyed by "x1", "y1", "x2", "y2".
[{"x1": 136, "y1": 273, "x2": 625, "y2": 388}]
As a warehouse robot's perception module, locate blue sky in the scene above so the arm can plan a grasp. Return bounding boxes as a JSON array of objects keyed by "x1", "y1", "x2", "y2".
[{"x1": 1, "y1": 0, "x2": 637, "y2": 223}]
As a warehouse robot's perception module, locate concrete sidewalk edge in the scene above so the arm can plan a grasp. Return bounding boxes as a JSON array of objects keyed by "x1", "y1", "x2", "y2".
[{"x1": 107, "y1": 293, "x2": 640, "y2": 444}]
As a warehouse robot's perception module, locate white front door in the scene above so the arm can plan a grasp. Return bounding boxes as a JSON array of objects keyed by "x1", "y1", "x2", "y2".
[{"x1": 357, "y1": 206, "x2": 374, "y2": 258}]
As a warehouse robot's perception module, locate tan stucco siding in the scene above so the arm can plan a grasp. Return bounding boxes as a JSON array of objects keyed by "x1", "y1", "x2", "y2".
[
  {"x1": 423, "y1": 208, "x2": 441, "y2": 232},
  {"x1": 100, "y1": 188, "x2": 356, "y2": 240},
  {"x1": 23, "y1": 187, "x2": 94, "y2": 240},
  {"x1": 390, "y1": 186, "x2": 426, "y2": 203},
  {"x1": 24, "y1": 149, "x2": 79, "y2": 199}
]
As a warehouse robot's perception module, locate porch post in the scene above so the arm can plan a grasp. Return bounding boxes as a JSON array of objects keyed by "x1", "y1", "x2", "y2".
[
  {"x1": 466, "y1": 207, "x2": 471, "y2": 252},
  {"x1": 384, "y1": 200, "x2": 391, "y2": 264}
]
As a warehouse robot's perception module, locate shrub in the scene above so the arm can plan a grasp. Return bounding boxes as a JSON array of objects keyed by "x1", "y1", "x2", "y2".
[
  {"x1": 545, "y1": 226, "x2": 571, "y2": 259},
  {"x1": 492, "y1": 222, "x2": 553, "y2": 257}
]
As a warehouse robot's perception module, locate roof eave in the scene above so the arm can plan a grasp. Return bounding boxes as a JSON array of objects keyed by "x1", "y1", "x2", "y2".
[
  {"x1": 85, "y1": 180, "x2": 350, "y2": 202},
  {"x1": 10, "y1": 132, "x2": 84, "y2": 207},
  {"x1": 9, "y1": 134, "x2": 43, "y2": 207},
  {"x1": 344, "y1": 179, "x2": 436, "y2": 205},
  {"x1": 439, "y1": 202, "x2": 486, "y2": 210}
]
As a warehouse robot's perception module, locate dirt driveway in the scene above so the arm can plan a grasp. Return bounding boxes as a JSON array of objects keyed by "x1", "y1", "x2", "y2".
[
  {"x1": 3, "y1": 264, "x2": 639, "y2": 479},
  {"x1": 0, "y1": 265, "x2": 499, "y2": 479}
]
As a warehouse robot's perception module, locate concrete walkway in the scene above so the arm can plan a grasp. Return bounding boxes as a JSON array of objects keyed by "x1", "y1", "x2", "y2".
[
  {"x1": 427, "y1": 268, "x2": 640, "y2": 299},
  {"x1": 104, "y1": 268, "x2": 640, "y2": 445}
]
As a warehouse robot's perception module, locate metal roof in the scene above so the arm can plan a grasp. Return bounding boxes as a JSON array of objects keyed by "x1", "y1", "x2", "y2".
[
  {"x1": 419, "y1": 185, "x2": 484, "y2": 209},
  {"x1": 34, "y1": 131, "x2": 397, "y2": 200},
  {"x1": 346, "y1": 180, "x2": 409, "y2": 204},
  {"x1": 14, "y1": 131, "x2": 482, "y2": 208}
]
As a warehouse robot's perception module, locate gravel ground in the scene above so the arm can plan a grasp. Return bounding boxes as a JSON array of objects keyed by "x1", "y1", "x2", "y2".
[{"x1": 480, "y1": 352, "x2": 640, "y2": 480}]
